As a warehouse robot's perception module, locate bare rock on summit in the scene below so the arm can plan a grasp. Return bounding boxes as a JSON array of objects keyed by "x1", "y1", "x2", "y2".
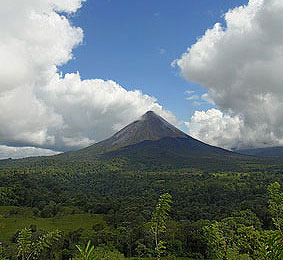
[
  {"x1": 103, "y1": 111, "x2": 187, "y2": 149},
  {"x1": 73, "y1": 111, "x2": 187, "y2": 155}
]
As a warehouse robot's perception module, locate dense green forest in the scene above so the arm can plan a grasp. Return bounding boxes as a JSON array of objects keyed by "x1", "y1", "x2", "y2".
[{"x1": 0, "y1": 157, "x2": 283, "y2": 259}]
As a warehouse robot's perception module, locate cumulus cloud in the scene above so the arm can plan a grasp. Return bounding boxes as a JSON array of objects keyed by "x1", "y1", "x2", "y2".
[
  {"x1": 0, "y1": 145, "x2": 60, "y2": 160},
  {"x1": 186, "y1": 109, "x2": 243, "y2": 149},
  {"x1": 176, "y1": 0, "x2": 283, "y2": 149},
  {"x1": 201, "y1": 93, "x2": 214, "y2": 105},
  {"x1": 42, "y1": 72, "x2": 177, "y2": 151},
  {"x1": 185, "y1": 91, "x2": 214, "y2": 106},
  {"x1": 0, "y1": 0, "x2": 177, "y2": 156},
  {"x1": 186, "y1": 95, "x2": 199, "y2": 101}
]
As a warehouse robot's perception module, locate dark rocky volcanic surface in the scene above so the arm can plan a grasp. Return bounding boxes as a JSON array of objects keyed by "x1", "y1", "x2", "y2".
[{"x1": 91, "y1": 110, "x2": 187, "y2": 150}]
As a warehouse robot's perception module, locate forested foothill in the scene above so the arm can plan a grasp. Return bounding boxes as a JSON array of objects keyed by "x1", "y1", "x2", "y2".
[{"x1": 0, "y1": 155, "x2": 283, "y2": 259}]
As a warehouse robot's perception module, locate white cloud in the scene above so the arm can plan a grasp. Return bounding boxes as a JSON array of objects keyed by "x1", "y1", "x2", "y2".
[
  {"x1": 186, "y1": 95, "x2": 199, "y2": 101},
  {"x1": 0, "y1": 145, "x2": 60, "y2": 160},
  {"x1": 201, "y1": 93, "x2": 214, "y2": 105},
  {"x1": 176, "y1": 0, "x2": 283, "y2": 149},
  {"x1": 186, "y1": 108, "x2": 283, "y2": 150},
  {"x1": 0, "y1": 0, "x2": 177, "y2": 156},
  {"x1": 185, "y1": 90, "x2": 201, "y2": 103},
  {"x1": 186, "y1": 109, "x2": 242, "y2": 150},
  {"x1": 42, "y1": 72, "x2": 177, "y2": 151},
  {"x1": 185, "y1": 90, "x2": 195, "y2": 95},
  {"x1": 192, "y1": 101, "x2": 201, "y2": 107}
]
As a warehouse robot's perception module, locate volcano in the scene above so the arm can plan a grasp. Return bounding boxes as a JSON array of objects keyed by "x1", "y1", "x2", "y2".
[
  {"x1": 83, "y1": 110, "x2": 188, "y2": 151},
  {"x1": 0, "y1": 111, "x2": 251, "y2": 169},
  {"x1": 59, "y1": 111, "x2": 242, "y2": 169}
]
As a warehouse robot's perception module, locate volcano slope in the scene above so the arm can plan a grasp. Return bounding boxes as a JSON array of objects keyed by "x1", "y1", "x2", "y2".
[{"x1": 51, "y1": 111, "x2": 256, "y2": 171}]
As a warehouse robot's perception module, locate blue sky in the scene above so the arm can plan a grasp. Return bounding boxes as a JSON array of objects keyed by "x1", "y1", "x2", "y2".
[
  {"x1": 2, "y1": 0, "x2": 282, "y2": 158},
  {"x1": 61, "y1": 0, "x2": 248, "y2": 123}
]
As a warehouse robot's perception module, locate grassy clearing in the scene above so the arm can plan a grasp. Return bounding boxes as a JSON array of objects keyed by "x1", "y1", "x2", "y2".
[{"x1": 0, "y1": 206, "x2": 104, "y2": 243}]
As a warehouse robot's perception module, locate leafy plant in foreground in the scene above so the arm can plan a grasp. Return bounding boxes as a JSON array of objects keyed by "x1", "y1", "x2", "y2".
[
  {"x1": 151, "y1": 193, "x2": 172, "y2": 260},
  {"x1": 75, "y1": 242, "x2": 125, "y2": 260},
  {"x1": 16, "y1": 227, "x2": 61, "y2": 260},
  {"x1": 76, "y1": 240, "x2": 94, "y2": 260}
]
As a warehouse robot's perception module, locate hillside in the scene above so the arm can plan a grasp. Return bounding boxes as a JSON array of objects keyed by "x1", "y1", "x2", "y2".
[
  {"x1": 54, "y1": 111, "x2": 250, "y2": 169},
  {"x1": 236, "y1": 146, "x2": 283, "y2": 158},
  {"x1": 0, "y1": 111, "x2": 267, "y2": 170}
]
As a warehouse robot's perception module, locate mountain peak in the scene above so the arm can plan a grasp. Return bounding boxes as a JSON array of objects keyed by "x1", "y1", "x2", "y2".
[
  {"x1": 139, "y1": 110, "x2": 162, "y2": 120},
  {"x1": 79, "y1": 111, "x2": 187, "y2": 153},
  {"x1": 145, "y1": 110, "x2": 154, "y2": 114},
  {"x1": 140, "y1": 110, "x2": 162, "y2": 121},
  {"x1": 62, "y1": 110, "x2": 234, "y2": 163},
  {"x1": 143, "y1": 110, "x2": 155, "y2": 116},
  {"x1": 109, "y1": 111, "x2": 187, "y2": 148}
]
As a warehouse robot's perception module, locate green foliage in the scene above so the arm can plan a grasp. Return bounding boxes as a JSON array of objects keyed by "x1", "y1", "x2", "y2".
[
  {"x1": 201, "y1": 183, "x2": 283, "y2": 259},
  {"x1": 203, "y1": 221, "x2": 226, "y2": 259},
  {"x1": 0, "y1": 187, "x2": 15, "y2": 206},
  {"x1": 1, "y1": 157, "x2": 283, "y2": 259},
  {"x1": 40, "y1": 201, "x2": 59, "y2": 218},
  {"x1": 16, "y1": 227, "x2": 61, "y2": 260},
  {"x1": 0, "y1": 212, "x2": 104, "y2": 243},
  {"x1": 265, "y1": 231, "x2": 283, "y2": 260},
  {"x1": 151, "y1": 193, "x2": 172, "y2": 260},
  {"x1": 234, "y1": 226, "x2": 264, "y2": 259},
  {"x1": 17, "y1": 228, "x2": 32, "y2": 260},
  {"x1": 203, "y1": 217, "x2": 265, "y2": 259},
  {"x1": 0, "y1": 247, "x2": 8, "y2": 260},
  {"x1": 266, "y1": 182, "x2": 283, "y2": 259},
  {"x1": 91, "y1": 246, "x2": 126, "y2": 260},
  {"x1": 76, "y1": 240, "x2": 95, "y2": 260},
  {"x1": 226, "y1": 247, "x2": 251, "y2": 260},
  {"x1": 267, "y1": 182, "x2": 283, "y2": 231},
  {"x1": 74, "y1": 242, "x2": 126, "y2": 260},
  {"x1": 135, "y1": 241, "x2": 153, "y2": 258}
]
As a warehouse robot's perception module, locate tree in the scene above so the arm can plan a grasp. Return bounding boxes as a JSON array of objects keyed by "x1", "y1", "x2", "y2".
[
  {"x1": 266, "y1": 182, "x2": 283, "y2": 259},
  {"x1": 268, "y1": 182, "x2": 283, "y2": 231},
  {"x1": 203, "y1": 221, "x2": 226, "y2": 260},
  {"x1": 151, "y1": 193, "x2": 172, "y2": 260},
  {"x1": 16, "y1": 227, "x2": 61, "y2": 260}
]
